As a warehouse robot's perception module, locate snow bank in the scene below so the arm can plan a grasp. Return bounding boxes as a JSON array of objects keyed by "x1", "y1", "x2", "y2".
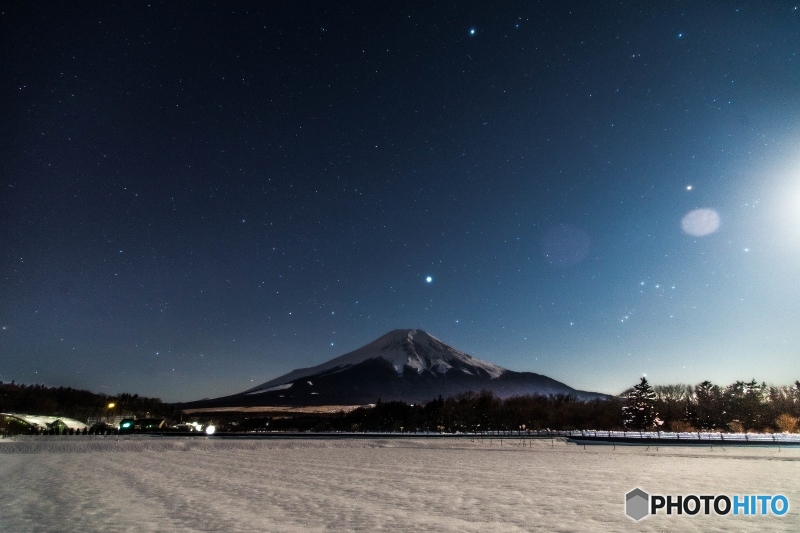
[
  {"x1": 0, "y1": 435, "x2": 551, "y2": 454},
  {"x1": 1, "y1": 436, "x2": 798, "y2": 532}
]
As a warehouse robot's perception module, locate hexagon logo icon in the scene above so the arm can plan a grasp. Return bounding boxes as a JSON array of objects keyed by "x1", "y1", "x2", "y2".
[{"x1": 625, "y1": 488, "x2": 649, "y2": 521}]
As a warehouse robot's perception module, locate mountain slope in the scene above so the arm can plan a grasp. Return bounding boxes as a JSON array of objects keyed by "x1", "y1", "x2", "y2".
[{"x1": 181, "y1": 329, "x2": 606, "y2": 408}]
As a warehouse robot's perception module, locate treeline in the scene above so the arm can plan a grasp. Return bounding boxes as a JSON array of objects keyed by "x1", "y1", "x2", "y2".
[
  {"x1": 641, "y1": 379, "x2": 800, "y2": 433},
  {"x1": 236, "y1": 392, "x2": 617, "y2": 434},
  {"x1": 342, "y1": 392, "x2": 621, "y2": 433},
  {"x1": 0, "y1": 381, "x2": 177, "y2": 421},
  {"x1": 237, "y1": 393, "x2": 624, "y2": 433},
  {"x1": 250, "y1": 379, "x2": 800, "y2": 434},
  {"x1": 4, "y1": 378, "x2": 798, "y2": 434}
]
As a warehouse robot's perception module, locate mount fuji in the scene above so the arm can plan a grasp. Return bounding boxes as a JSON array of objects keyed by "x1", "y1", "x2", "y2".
[{"x1": 181, "y1": 329, "x2": 606, "y2": 409}]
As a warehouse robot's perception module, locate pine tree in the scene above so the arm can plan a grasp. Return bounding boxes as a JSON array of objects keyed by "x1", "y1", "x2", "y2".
[
  {"x1": 622, "y1": 377, "x2": 660, "y2": 430},
  {"x1": 792, "y1": 381, "x2": 800, "y2": 416},
  {"x1": 691, "y1": 380, "x2": 722, "y2": 430}
]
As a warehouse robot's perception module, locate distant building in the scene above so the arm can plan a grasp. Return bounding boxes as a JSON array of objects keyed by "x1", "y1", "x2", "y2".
[
  {"x1": 134, "y1": 418, "x2": 166, "y2": 431},
  {"x1": 0, "y1": 413, "x2": 89, "y2": 435}
]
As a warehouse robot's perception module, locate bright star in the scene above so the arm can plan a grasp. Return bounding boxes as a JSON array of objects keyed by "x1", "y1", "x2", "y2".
[
  {"x1": 425, "y1": 276, "x2": 433, "y2": 283},
  {"x1": 469, "y1": 28, "x2": 476, "y2": 35},
  {"x1": 686, "y1": 185, "x2": 692, "y2": 191}
]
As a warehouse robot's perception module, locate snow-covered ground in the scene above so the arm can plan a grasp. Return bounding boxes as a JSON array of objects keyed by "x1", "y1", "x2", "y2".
[{"x1": 1, "y1": 436, "x2": 798, "y2": 532}]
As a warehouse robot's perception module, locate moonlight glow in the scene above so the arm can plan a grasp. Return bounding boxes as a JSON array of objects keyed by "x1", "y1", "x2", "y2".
[{"x1": 3, "y1": 3, "x2": 799, "y2": 400}]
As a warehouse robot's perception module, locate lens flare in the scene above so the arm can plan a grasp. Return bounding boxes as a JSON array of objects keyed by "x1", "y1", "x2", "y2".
[
  {"x1": 540, "y1": 225, "x2": 591, "y2": 266},
  {"x1": 681, "y1": 208, "x2": 720, "y2": 236}
]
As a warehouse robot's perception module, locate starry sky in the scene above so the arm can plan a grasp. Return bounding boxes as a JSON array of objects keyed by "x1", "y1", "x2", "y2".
[{"x1": 2, "y1": 2, "x2": 799, "y2": 402}]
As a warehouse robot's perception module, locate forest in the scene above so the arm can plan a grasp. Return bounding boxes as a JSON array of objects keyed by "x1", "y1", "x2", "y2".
[
  {"x1": 0, "y1": 381, "x2": 177, "y2": 422},
  {"x1": 237, "y1": 378, "x2": 800, "y2": 434},
  {"x1": 2, "y1": 378, "x2": 798, "y2": 434}
]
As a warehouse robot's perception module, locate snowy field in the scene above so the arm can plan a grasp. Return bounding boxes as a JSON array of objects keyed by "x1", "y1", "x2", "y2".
[{"x1": 1, "y1": 436, "x2": 798, "y2": 532}]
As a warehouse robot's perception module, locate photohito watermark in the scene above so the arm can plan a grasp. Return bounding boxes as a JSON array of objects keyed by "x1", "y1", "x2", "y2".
[{"x1": 625, "y1": 488, "x2": 789, "y2": 521}]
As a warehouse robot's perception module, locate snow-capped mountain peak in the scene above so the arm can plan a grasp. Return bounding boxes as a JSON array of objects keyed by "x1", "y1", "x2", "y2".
[
  {"x1": 353, "y1": 329, "x2": 505, "y2": 378},
  {"x1": 178, "y1": 329, "x2": 607, "y2": 408},
  {"x1": 245, "y1": 329, "x2": 505, "y2": 394}
]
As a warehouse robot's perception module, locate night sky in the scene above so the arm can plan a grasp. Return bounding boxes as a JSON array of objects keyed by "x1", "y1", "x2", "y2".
[{"x1": 3, "y1": 2, "x2": 799, "y2": 402}]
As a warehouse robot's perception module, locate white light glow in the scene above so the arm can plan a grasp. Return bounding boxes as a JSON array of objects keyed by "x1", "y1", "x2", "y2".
[{"x1": 681, "y1": 208, "x2": 720, "y2": 236}]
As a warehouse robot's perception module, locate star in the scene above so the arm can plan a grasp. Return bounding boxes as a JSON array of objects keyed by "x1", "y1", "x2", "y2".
[
  {"x1": 425, "y1": 276, "x2": 433, "y2": 283},
  {"x1": 469, "y1": 28, "x2": 476, "y2": 35}
]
